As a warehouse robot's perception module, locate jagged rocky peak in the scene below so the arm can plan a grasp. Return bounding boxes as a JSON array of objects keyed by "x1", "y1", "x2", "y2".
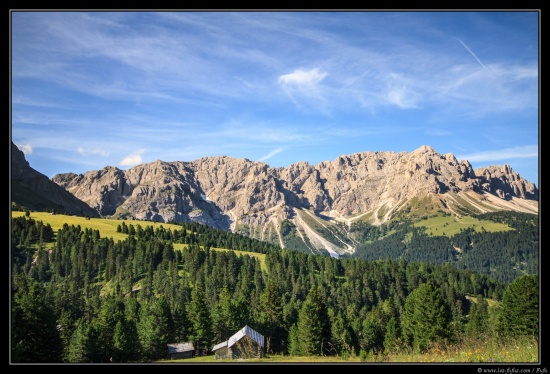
[
  {"x1": 412, "y1": 144, "x2": 437, "y2": 155},
  {"x1": 49, "y1": 145, "x2": 538, "y2": 234},
  {"x1": 475, "y1": 164, "x2": 538, "y2": 200}
]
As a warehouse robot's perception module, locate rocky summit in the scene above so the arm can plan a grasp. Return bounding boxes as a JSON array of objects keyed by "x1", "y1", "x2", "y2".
[{"x1": 48, "y1": 145, "x2": 538, "y2": 257}]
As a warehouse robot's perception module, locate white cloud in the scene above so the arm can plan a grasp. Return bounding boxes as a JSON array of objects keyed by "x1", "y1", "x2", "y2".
[
  {"x1": 385, "y1": 73, "x2": 419, "y2": 109},
  {"x1": 278, "y1": 68, "x2": 330, "y2": 112},
  {"x1": 278, "y1": 68, "x2": 327, "y2": 86},
  {"x1": 456, "y1": 145, "x2": 538, "y2": 163},
  {"x1": 119, "y1": 151, "x2": 144, "y2": 167},
  {"x1": 16, "y1": 143, "x2": 33, "y2": 155}
]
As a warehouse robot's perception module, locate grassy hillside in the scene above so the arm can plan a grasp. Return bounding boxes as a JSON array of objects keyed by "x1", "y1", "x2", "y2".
[
  {"x1": 11, "y1": 211, "x2": 266, "y2": 270},
  {"x1": 12, "y1": 211, "x2": 178, "y2": 242},
  {"x1": 412, "y1": 213, "x2": 513, "y2": 237}
]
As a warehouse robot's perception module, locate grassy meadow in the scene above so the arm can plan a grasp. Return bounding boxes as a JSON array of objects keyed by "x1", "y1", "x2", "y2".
[
  {"x1": 412, "y1": 213, "x2": 513, "y2": 237},
  {"x1": 11, "y1": 211, "x2": 266, "y2": 270},
  {"x1": 11, "y1": 211, "x2": 170, "y2": 242}
]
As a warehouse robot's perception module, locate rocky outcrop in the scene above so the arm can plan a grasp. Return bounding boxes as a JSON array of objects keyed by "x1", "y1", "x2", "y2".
[
  {"x1": 475, "y1": 164, "x2": 538, "y2": 200},
  {"x1": 298, "y1": 145, "x2": 483, "y2": 215}
]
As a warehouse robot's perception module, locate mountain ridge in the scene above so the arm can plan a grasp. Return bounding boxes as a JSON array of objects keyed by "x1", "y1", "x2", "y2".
[
  {"x1": 43, "y1": 144, "x2": 537, "y2": 257},
  {"x1": 11, "y1": 141, "x2": 99, "y2": 217}
]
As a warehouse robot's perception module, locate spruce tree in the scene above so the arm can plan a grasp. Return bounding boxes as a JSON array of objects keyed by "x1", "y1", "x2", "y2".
[
  {"x1": 497, "y1": 274, "x2": 538, "y2": 337},
  {"x1": 187, "y1": 281, "x2": 213, "y2": 355},
  {"x1": 11, "y1": 279, "x2": 63, "y2": 363},
  {"x1": 256, "y1": 280, "x2": 286, "y2": 354},
  {"x1": 465, "y1": 296, "x2": 490, "y2": 338},
  {"x1": 401, "y1": 281, "x2": 451, "y2": 352},
  {"x1": 137, "y1": 296, "x2": 174, "y2": 361},
  {"x1": 294, "y1": 287, "x2": 331, "y2": 356}
]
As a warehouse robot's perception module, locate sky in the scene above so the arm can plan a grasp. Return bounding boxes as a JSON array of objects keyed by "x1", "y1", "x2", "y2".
[{"x1": 10, "y1": 11, "x2": 540, "y2": 187}]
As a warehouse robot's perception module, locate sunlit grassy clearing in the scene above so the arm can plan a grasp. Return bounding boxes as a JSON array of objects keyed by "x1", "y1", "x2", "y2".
[
  {"x1": 12, "y1": 211, "x2": 184, "y2": 241},
  {"x1": 413, "y1": 214, "x2": 513, "y2": 237},
  {"x1": 467, "y1": 295, "x2": 499, "y2": 308},
  {"x1": 12, "y1": 212, "x2": 267, "y2": 271}
]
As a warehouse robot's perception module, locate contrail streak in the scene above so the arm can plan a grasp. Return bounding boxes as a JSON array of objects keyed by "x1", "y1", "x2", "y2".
[
  {"x1": 258, "y1": 147, "x2": 284, "y2": 162},
  {"x1": 455, "y1": 37, "x2": 490, "y2": 71}
]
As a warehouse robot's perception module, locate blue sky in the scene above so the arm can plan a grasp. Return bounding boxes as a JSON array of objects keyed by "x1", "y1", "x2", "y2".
[{"x1": 11, "y1": 11, "x2": 539, "y2": 187}]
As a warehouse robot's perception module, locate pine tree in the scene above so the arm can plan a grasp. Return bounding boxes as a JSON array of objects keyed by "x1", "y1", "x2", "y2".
[
  {"x1": 465, "y1": 296, "x2": 490, "y2": 338},
  {"x1": 211, "y1": 287, "x2": 239, "y2": 343},
  {"x1": 95, "y1": 294, "x2": 126, "y2": 361},
  {"x1": 111, "y1": 319, "x2": 140, "y2": 362},
  {"x1": 497, "y1": 274, "x2": 538, "y2": 337},
  {"x1": 137, "y1": 296, "x2": 174, "y2": 362},
  {"x1": 362, "y1": 314, "x2": 384, "y2": 354},
  {"x1": 401, "y1": 281, "x2": 451, "y2": 352},
  {"x1": 329, "y1": 310, "x2": 355, "y2": 356},
  {"x1": 383, "y1": 316, "x2": 401, "y2": 354},
  {"x1": 287, "y1": 323, "x2": 301, "y2": 356},
  {"x1": 256, "y1": 280, "x2": 286, "y2": 354},
  {"x1": 65, "y1": 318, "x2": 101, "y2": 363},
  {"x1": 187, "y1": 282, "x2": 213, "y2": 355},
  {"x1": 294, "y1": 287, "x2": 331, "y2": 356},
  {"x1": 11, "y1": 278, "x2": 63, "y2": 363}
]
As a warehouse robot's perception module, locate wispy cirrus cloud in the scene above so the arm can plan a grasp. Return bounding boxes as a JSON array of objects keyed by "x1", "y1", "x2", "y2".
[
  {"x1": 456, "y1": 145, "x2": 538, "y2": 163},
  {"x1": 11, "y1": 12, "x2": 538, "y2": 186},
  {"x1": 278, "y1": 68, "x2": 329, "y2": 111},
  {"x1": 386, "y1": 73, "x2": 420, "y2": 109},
  {"x1": 77, "y1": 147, "x2": 109, "y2": 158}
]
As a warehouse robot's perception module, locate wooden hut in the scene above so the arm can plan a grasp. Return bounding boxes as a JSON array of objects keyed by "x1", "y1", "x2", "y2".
[
  {"x1": 212, "y1": 325, "x2": 264, "y2": 360},
  {"x1": 166, "y1": 342, "x2": 195, "y2": 359}
]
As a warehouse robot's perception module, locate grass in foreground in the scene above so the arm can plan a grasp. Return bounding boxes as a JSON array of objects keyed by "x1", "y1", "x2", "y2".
[{"x1": 159, "y1": 336, "x2": 538, "y2": 364}]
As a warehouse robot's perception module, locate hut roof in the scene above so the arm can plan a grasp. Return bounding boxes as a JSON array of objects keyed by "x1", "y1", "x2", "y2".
[
  {"x1": 212, "y1": 325, "x2": 264, "y2": 351},
  {"x1": 167, "y1": 342, "x2": 194, "y2": 354}
]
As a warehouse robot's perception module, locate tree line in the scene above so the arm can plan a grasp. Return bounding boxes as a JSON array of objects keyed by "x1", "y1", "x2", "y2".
[
  {"x1": 11, "y1": 215, "x2": 538, "y2": 363},
  {"x1": 347, "y1": 211, "x2": 539, "y2": 284}
]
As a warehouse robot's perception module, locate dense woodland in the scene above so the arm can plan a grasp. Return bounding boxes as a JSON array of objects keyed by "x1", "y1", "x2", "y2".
[
  {"x1": 345, "y1": 211, "x2": 539, "y2": 284},
  {"x1": 11, "y1": 214, "x2": 539, "y2": 363}
]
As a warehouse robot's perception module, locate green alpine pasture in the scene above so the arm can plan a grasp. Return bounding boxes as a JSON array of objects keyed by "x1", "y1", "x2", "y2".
[
  {"x1": 412, "y1": 213, "x2": 513, "y2": 237},
  {"x1": 11, "y1": 211, "x2": 266, "y2": 270}
]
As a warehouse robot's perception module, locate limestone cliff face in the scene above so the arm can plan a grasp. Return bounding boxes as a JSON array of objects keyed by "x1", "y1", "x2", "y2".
[
  {"x1": 475, "y1": 164, "x2": 539, "y2": 200},
  {"x1": 303, "y1": 145, "x2": 481, "y2": 216},
  {"x1": 52, "y1": 145, "x2": 538, "y2": 255}
]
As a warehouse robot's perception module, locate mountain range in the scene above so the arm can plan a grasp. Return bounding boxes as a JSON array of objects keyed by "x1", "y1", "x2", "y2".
[{"x1": 11, "y1": 141, "x2": 538, "y2": 258}]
